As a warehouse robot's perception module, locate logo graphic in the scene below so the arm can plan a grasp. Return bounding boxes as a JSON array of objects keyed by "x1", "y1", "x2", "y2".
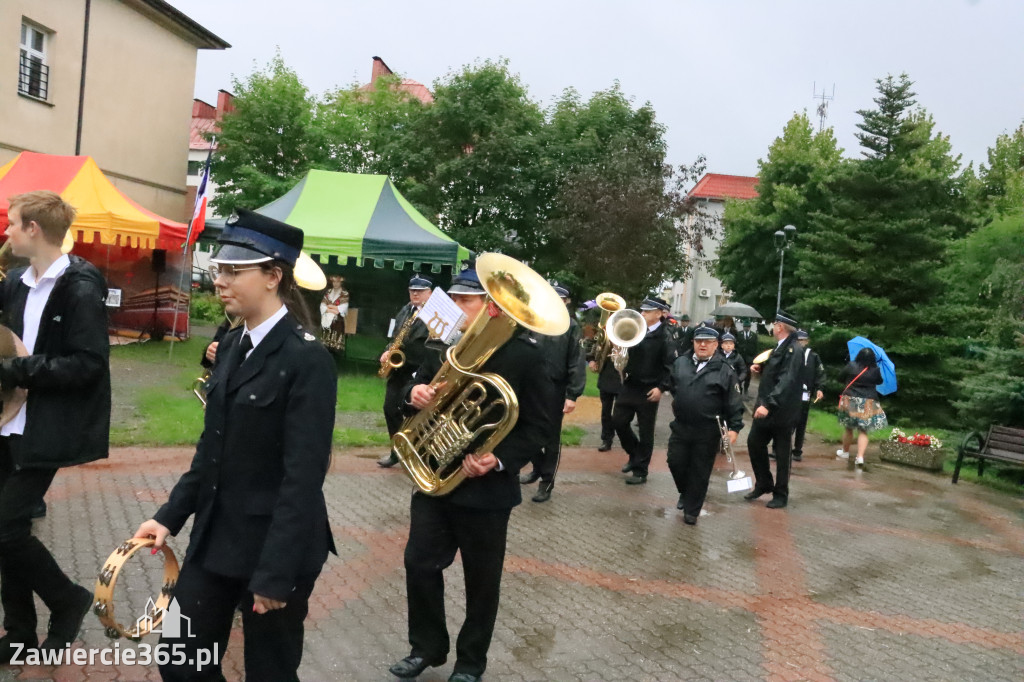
[{"x1": 136, "y1": 597, "x2": 193, "y2": 638}]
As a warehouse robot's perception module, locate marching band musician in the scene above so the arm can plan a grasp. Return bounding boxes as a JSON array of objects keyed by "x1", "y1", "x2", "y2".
[
  {"x1": 744, "y1": 309, "x2": 804, "y2": 509},
  {"x1": 614, "y1": 296, "x2": 675, "y2": 485},
  {"x1": 319, "y1": 273, "x2": 349, "y2": 350},
  {"x1": 736, "y1": 321, "x2": 759, "y2": 396},
  {"x1": 719, "y1": 332, "x2": 749, "y2": 388},
  {"x1": 134, "y1": 210, "x2": 337, "y2": 681},
  {"x1": 519, "y1": 281, "x2": 587, "y2": 503},
  {"x1": 588, "y1": 348, "x2": 622, "y2": 453},
  {"x1": 388, "y1": 262, "x2": 551, "y2": 682},
  {"x1": 0, "y1": 191, "x2": 110, "y2": 660},
  {"x1": 377, "y1": 274, "x2": 433, "y2": 468},
  {"x1": 665, "y1": 327, "x2": 744, "y2": 525},
  {"x1": 791, "y1": 329, "x2": 825, "y2": 463}
]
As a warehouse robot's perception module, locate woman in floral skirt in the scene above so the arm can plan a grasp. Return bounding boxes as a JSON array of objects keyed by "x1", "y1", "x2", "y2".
[{"x1": 836, "y1": 348, "x2": 888, "y2": 467}]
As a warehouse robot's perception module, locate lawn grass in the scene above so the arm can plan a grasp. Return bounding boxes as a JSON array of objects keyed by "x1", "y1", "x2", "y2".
[
  {"x1": 582, "y1": 368, "x2": 600, "y2": 398},
  {"x1": 803, "y1": 407, "x2": 958, "y2": 446},
  {"x1": 561, "y1": 425, "x2": 586, "y2": 446},
  {"x1": 940, "y1": 458, "x2": 1024, "y2": 495},
  {"x1": 110, "y1": 365, "x2": 205, "y2": 446},
  {"x1": 335, "y1": 372, "x2": 387, "y2": 412},
  {"x1": 333, "y1": 427, "x2": 391, "y2": 447}
]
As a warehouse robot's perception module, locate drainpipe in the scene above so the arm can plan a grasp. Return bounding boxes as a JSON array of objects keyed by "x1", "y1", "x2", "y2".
[{"x1": 75, "y1": 0, "x2": 91, "y2": 155}]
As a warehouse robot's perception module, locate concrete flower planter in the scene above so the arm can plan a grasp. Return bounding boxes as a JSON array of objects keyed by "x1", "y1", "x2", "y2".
[{"x1": 879, "y1": 440, "x2": 947, "y2": 471}]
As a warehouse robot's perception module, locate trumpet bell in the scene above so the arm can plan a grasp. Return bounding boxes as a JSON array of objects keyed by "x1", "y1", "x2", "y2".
[
  {"x1": 476, "y1": 253, "x2": 569, "y2": 336},
  {"x1": 595, "y1": 292, "x2": 625, "y2": 314},
  {"x1": 606, "y1": 309, "x2": 647, "y2": 348}
]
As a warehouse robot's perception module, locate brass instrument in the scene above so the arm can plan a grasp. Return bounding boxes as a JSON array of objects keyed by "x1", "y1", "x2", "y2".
[
  {"x1": 606, "y1": 309, "x2": 648, "y2": 382},
  {"x1": 192, "y1": 314, "x2": 243, "y2": 407},
  {"x1": 379, "y1": 308, "x2": 419, "y2": 379},
  {"x1": 392, "y1": 253, "x2": 569, "y2": 496},
  {"x1": 717, "y1": 415, "x2": 753, "y2": 493},
  {"x1": 591, "y1": 292, "x2": 625, "y2": 372}
]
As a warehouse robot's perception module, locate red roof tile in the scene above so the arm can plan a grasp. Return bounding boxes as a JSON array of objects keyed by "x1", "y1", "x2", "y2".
[{"x1": 688, "y1": 173, "x2": 759, "y2": 201}]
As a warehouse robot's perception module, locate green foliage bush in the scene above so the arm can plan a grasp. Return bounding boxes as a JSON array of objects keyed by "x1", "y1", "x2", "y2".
[{"x1": 190, "y1": 292, "x2": 225, "y2": 324}]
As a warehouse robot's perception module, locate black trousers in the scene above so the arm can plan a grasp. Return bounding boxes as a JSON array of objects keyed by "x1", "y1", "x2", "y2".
[
  {"x1": 404, "y1": 493, "x2": 511, "y2": 677},
  {"x1": 612, "y1": 391, "x2": 660, "y2": 476},
  {"x1": 599, "y1": 391, "x2": 617, "y2": 443},
  {"x1": 666, "y1": 435, "x2": 719, "y2": 517},
  {"x1": 528, "y1": 382, "x2": 566, "y2": 485},
  {"x1": 158, "y1": 561, "x2": 320, "y2": 682},
  {"x1": 383, "y1": 376, "x2": 408, "y2": 438},
  {"x1": 792, "y1": 401, "x2": 812, "y2": 457},
  {"x1": 0, "y1": 437, "x2": 78, "y2": 644},
  {"x1": 747, "y1": 418, "x2": 795, "y2": 500},
  {"x1": 740, "y1": 357, "x2": 753, "y2": 395}
]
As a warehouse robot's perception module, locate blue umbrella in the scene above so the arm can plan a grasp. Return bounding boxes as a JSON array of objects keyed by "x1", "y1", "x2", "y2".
[{"x1": 847, "y1": 336, "x2": 897, "y2": 396}]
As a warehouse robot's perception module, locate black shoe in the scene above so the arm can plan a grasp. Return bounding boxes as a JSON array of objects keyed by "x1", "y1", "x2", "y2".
[
  {"x1": 531, "y1": 483, "x2": 552, "y2": 503},
  {"x1": 766, "y1": 496, "x2": 788, "y2": 509},
  {"x1": 389, "y1": 655, "x2": 446, "y2": 679},
  {"x1": 683, "y1": 514, "x2": 698, "y2": 526},
  {"x1": 519, "y1": 470, "x2": 540, "y2": 485},
  {"x1": 43, "y1": 585, "x2": 92, "y2": 647},
  {"x1": 625, "y1": 474, "x2": 647, "y2": 485},
  {"x1": 792, "y1": 453, "x2": 803, "y2": 462},
  {"x1": 597, "y1": 440, "x2": 612, "y2": 452},
  {"x1": 449, "y1": 673, "x2": 482, "y2": 682},
  {"x1": 676, "y1": 494, "x2": 685, "y2": 510},
  {"x1": 743, "y1": 487, "x2": 769, "y2": 501},
  {"x1": 621, "y1": 463, "x2": 633, "y2": 474},
  {"x1": 0, "y1": 634, "x2": 38, "y2": 664},
  {"x1": 377, "y1": 452, "x2": 399, "y2": 468},
  {"x1": 30, "y1": 501, "x2": 46, "y2": 519}
]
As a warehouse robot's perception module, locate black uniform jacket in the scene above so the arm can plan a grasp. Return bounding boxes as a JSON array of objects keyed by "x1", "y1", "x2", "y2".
[
  {"x1": 404, "y1": 332, "x2": 552, "y2": 510},
  {"x1": 754, "y1": 332, "x2": 803, "y2": 426},
  {"x1": 534, "y1": 316, "x2": 586, "y2": 400},
  {"x1": 722, "y1": 351, "x2": 748, "y2": 385},
  {"x1": 619, "y1": 323, "x2": 674, "y2": 402},
  {"x1": 199, "y1": 319, "x2": 232, "y2": 369},
  {"x1": 799, "y1": 347, "x2": 826, "y2": 398},
  {"x1": 155, "y1": 314, "x2": 338, "y2": 601},
  {"x1": 674, "y1": 325, "x2": 695, "y2": 357},
  {"x1": 0, "y1": 256, "x2": 110, "y2": 469},
  {"x1": 668, "y1": 353, "x2": 745, "y2": 440},
  {"x1": 736, "y1": 329, "x2": 759, "y2": 361},
  {"x1": 386, "y1": 302, "x2": 430, "y2": 385}
]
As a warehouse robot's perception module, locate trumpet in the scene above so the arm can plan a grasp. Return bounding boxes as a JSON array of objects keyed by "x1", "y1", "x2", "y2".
[
  {"x1": 392, "y1": 253, "x2": 569, "y2": 496},
  {"x1": 192, "y1": 314, "x2": 243, "y2": 408},
  {"x1": 717, "y1": 415, "x2": 753, "y2": 492},
  {"x1": 591, "y1": 292, "x2": 625, "y2": 372},
  {"x1": 379, "y1": 308, "x2": 419, "y2": 379},
  {"x1": 606, "y1": 309, "x2": 648, "y2": 382}
]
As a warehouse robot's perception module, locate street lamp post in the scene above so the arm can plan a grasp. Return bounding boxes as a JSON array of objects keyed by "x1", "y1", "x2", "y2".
[{"x1": 774, "y1": 224, "x2": 796, "y2": 312}]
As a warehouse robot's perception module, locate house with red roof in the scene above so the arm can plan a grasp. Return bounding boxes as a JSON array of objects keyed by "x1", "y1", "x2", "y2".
[
  {"x1": 186, "y1": 89, "x2": 233, "y2": 216},
  {"x1": 663, "y1": 173, "x2": 759, "y2": 322},
  {"x1": 359, "y1": 56, "x2": 434, "y2": 104}
]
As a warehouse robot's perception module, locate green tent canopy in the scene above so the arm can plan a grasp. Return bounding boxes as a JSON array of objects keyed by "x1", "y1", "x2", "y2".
[{"x1": 226, "y1": 170, "x2": 470, "y2": 271}]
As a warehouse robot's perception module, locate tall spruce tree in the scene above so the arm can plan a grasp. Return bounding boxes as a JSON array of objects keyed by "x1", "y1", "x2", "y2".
[{"x1": 795, "y1": 74, "x2": 974, "y2": 422}]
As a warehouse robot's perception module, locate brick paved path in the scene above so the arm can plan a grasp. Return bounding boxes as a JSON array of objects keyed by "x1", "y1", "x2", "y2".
[{"x1": 2, "y1": 440, "x2": 1022, "y2": 681}]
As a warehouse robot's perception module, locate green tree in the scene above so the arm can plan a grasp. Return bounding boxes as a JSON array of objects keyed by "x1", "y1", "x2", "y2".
[
  {"x1": 978, "y1": 123, "x2": 1024, "y2": 216},
  {"x1": 210, "y1": 53, "x2": 324, "y2": 216},
  {"x1": 795, "y1": 74, "x2": 975, "y2": 422},
  {"x1": 715, "y1": 112, "x2": 843, "y2": 316}
]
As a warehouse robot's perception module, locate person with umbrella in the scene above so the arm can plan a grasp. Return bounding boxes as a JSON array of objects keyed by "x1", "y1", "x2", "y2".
[{"x1": 837, "y1": 342, "x2": 892, "y2": 468}]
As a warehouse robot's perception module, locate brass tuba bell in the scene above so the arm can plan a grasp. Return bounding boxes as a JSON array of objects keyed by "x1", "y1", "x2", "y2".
[
  {"x1": 606, "y1": 308, "x2": 648, "y2": 381},
  {"x1": 590, "y1": 292, "x2": 625, "y2": 372},
  {"x1": 392, "y1": 253, "x2": 569, "y2": 496}
]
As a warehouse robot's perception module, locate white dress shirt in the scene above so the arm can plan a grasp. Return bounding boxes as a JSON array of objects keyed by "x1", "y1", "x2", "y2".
[
  {"x1": 242, "y1": 304, "x2": 289, "y2": 358},
  {"x1": 2, "y1": 255, "x2": 71, "y2": 437}
]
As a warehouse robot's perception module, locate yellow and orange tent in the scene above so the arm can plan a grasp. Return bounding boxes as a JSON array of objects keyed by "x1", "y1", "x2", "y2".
[{"x1": 0, "y1": 152, "x2": 192, "y2": 249}]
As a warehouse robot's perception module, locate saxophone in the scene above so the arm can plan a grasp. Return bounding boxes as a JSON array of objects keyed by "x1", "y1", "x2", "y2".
[
  {"x1": 392, "y1": 253, "x2": 569, "y2": 496},
  {"x1": 379, "y1": 308, "x2": 419, "y2": 379}
]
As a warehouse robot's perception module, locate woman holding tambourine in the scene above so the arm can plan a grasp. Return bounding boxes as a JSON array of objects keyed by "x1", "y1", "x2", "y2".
[{"x1": 133, "y1": 209, "x2": 337, "y2": 682}]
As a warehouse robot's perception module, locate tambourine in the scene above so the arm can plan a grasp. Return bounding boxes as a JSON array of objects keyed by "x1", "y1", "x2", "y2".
[{"x1": 94, "y1": 537, "x2": 179, "y2": 640}]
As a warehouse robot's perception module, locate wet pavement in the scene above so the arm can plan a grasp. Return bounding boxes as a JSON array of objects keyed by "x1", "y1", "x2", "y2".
[{"x1": 3, "y1": 431, "x2": 1023, "y2": 681}]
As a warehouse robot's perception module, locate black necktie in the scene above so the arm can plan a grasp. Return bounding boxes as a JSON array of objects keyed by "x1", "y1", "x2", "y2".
[{"x1": 232, "y1": 333, "x2": 253, "y2": 374}]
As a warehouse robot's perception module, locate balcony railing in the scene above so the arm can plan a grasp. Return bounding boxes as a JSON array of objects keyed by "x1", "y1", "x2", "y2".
[{"x1": 18, "y1": 52, "x2": 49, "y2": 100}]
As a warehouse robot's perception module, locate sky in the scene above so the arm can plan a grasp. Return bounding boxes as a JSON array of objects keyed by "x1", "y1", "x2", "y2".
[{"x1": 169, "y1": 0, "x2": 1024, "y2": 178}]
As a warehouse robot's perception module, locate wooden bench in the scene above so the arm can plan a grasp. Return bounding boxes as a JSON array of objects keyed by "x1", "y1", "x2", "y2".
[{"x1": 952, "y1": 425, "x2": 1024, "y2": 484}]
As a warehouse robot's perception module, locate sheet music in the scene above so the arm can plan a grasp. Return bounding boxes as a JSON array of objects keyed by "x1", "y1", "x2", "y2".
[{"x1": 417, "y1": 289, "x2": 466, "y2": 344}]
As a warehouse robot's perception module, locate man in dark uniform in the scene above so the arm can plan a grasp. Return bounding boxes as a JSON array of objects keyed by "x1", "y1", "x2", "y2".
[
  {"x1": 389, "y1": 264, "x2": 552, "y2": 682},
  {"x1": 378, "y1": 275, "x2": 433, "y2": 468},
  {"x1": 588, "y1": 345, "x2": 622, "y2": 452},
  {"x1": 744, "y1": 310, "x2": 803, "y2": 509},
  {"x1": 675, "y1": 313, "x2": 694, "y2": 358},
  {"x1": 613, "y1": 296, "x2": 674, "y2": 485},
  {"x1": 792, "y1": 329, "x2": 825, "y2": 462},
  {"x1": 520, "y1": 282, "x2": 586, "y2": 503},
  {"x1": 736, "y1": 321, "x2": 759, "y2": 396},
  {"x1": 666, "y1": 327, "x2": 744, "y2": 525},
  {"x1": 719, "y1": 332, "x2": 748, "y2": 389}
]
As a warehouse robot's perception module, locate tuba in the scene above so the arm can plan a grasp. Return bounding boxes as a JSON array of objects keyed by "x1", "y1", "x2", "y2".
[
  {"x1": 606, "y1": 308, "x2": 648, "y2": 382},
  {"x1": 590, "y1": 292, "x2": 625, "y2": 372},
  {"x1": 392, "y1": 253, "x2": 569, "y2": 496}
]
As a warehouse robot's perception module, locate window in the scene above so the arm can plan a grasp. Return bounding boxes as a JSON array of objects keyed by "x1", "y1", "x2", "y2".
[
  {"x1": 187, "y1": 160, "x2": 204, "y2": 177},
  {"x1": 19, "y1": 22, "x2": 49, "y2": 100}
]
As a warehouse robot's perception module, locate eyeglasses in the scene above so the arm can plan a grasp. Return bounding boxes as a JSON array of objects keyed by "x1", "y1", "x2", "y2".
[{"x1": 209, "y1": 264, "x2": 262, "y2": 282}]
